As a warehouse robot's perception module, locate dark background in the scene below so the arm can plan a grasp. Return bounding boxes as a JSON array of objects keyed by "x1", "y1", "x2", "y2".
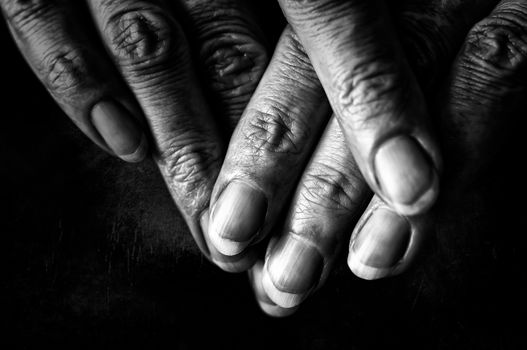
[{"x1": 1, "y1": 14, "x2": 526, "y2": 350}]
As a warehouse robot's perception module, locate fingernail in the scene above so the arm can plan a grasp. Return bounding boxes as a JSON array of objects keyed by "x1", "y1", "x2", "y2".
[
  {"x1": 91, "y1": 99, "x2": 148, "y2": 162},
  {"x1": 209, "y1": 181, "x2": 267, "y2": 256},
  {"x1": 262, "y1": 236, "x2": 322, "y2": 308},
  {"x1": 374, "y1": 135, "x2": 437, "y2": 215},
  {"x1": 348, "y1": 208, "x2": 410, "y2": 280},
  {"x1": 250, "y1": 261, "x2": 298, "y2": 317}
]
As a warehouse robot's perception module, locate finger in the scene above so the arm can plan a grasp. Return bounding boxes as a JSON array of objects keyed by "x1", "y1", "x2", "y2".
[
  {"x1": 261, "y1": 117, "x2": 371, "y2": 307},
  {"x1": 349, "y1": 0, "x2": 527, "y2": 280},
  {"x1": 86, "y1": 0, "x2": 223, "y2": 255},
  {"x1": 177, "y1": 0, "x2": 270, "y2": 267},
  {"x1": 207, "y1": 26, "x2": 330, "y2": 257},
  {"x1": 392, "y1": 0, "x2": 499, "y2": 92},
  {"x1": 177, "y1": 0, "x2": 270, "y2": 132},
  {"x1": 248, "y1": 260, "x2": 298, "y2": 317},
  {"x1": 207, "y1": 0, "x2": 493, "y2": 265},
  {"x1": 438, "y1": 0, "x2": 527, "y2": 185},
  {"x1": 1, "y1": 0, "x2": 148, "y2": 162},
  {"x1": 347, "y1": 195, "x2": 427, "y2": 280},
  {"x1": 262, "y1": 0, "x2": 506, "y2": 297},
  {"x1": 278, "y1": 0, "x2": 441, "y2": 215}
]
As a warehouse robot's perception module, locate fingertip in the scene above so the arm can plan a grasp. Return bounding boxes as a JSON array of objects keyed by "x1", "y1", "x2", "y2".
[
  {"x1": 201, "y1": 208, "x2": 258, "y2": 272},
  {"x1": 257, "y1": 300, "x2": 298, "y2": 318},
  {"x1": 209, "y1": 233, "x2": 251, "y2": 257},
  {"x1": 249, "y1": 261, "x2": 298, "y2": 317},
  {"x1": 348, "y1": 207, "x2": 411, "y2": 280},
  {"x1": 208, "y1": 181, "x2": 266, "y2": 256},
  {"x1": 374, "y1": 135, "x2": 440, "y2": 216},
  {"x1": 119, "y1": 132, "x2": 149, "y2": 163},
  {"x1": 347, "y1": 250, "x2": 393, "y2": 280},
  {"x1": 261, "y1": 261, "x2": 306, "y2": 309},
  {"x1": 212, "y1": 256, "x2": 256, "y2": 273},
  {"x1": 91, "y1": 99, "x2": 148, "y2": 163},
  {"x1": 390, "y1": 168, "x2": 440, "y2": 216}
]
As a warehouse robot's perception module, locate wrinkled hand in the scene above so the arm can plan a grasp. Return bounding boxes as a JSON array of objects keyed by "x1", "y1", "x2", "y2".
[
  {"x1": 4, "y1": 0, "x2": 523, "y2": 320},
  {"x1": 1, "y1": 0, "x2": 271, "y2": 257},
  {"x1": 201, "y1": 0, "x2": 524, "y2": 316}
]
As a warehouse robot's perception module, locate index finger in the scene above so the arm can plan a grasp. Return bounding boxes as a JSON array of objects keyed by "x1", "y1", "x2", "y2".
[{"x1": 278, "y1": 0, "x2": 441, "y2": 215}]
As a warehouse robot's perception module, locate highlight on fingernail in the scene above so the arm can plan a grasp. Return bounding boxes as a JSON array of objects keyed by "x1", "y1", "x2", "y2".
[
  {"x1": 348, "y1": 207, "x2": 410, "y2": 280},
  {"x1": 208, "y1": 180, "x2": 267, "y2": 256},
  {"x1": 262, "y1": 235, "x2": 322, "y2": 308},
  {"x1": 91, "y1": 99, "x2": 148, "y2": 162},
  {"x1": 374, "y1": 135, "x2": 438, "y2": 215}
]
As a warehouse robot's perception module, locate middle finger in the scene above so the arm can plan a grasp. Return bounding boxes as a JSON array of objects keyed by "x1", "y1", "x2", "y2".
[
  {"x1": 207, "y1": 26, "x2": 331, "y2": 257},
  {"x1": 278, "y1": 0, "x2": 442, "y2": 216}
]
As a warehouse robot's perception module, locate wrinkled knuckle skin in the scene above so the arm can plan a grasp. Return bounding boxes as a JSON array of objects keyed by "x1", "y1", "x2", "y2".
[
  {"x1": 105, "y1": 6, "x2": 184, "y2": 72},
  {"x1": 42, "y1": 47, "x2": 91, "y2": 95},
  {"x1": 451, "y1": 3, "x2": 527, "y2": 108},
  {"x1": 1, "y1": 0, "x2": 54, "y2": 34},
  {"x1": 300, "y1": 161, "x2": 364, "y2": 213},
  {"x1": 333, "y1": 58, "x2": 407, "y2": 131},
  {"x1": 2, "y1": 1, "x2": 96, "y2": 98},
  {"x1": 280, "y1": 0, "x2": 342, "y2": 13},
  {"x1": 244, "y1": 105, "x2": 311, "y2": 156},
  {"x1": 337, "y1": 61, "x2": 401, "y2": 108},
  {"x1": 188, "y1": 5, "x2": 268, "y2": 123},
  {"x1": 158, "y1": 137, "x2": 221, "y2": 217},
  {"x1": 276, "y1": 28, "x2": 320, "y2": 87},
  {"x1": 464, "y1": 4, "x2": 527, "y2": 74},
  {"x1": 201, "y1": 33, "x2": 267, "y2": 121}
]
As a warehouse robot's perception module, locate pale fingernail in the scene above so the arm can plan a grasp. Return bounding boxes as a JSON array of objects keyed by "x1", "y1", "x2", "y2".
[
  {"x1": 249, "y1": 262, "x2": 297, "y2": 318},
  {"x1": 91, "y1": 99, "x2": 148, "y2": 163},
  {"x1": 374, "y1": 135, "x2": 438, "y2": 215},
  {"x1": 262, "y1": 236, "x2": 322, "y2": 308},
  {"x1": 209, "y1": 181, "x2": 267, "y2": 256},
  {"x1": 348, "y1": 208, "x2": 410, "y2": 280}
]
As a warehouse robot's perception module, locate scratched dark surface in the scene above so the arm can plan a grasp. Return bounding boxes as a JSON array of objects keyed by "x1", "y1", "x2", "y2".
[{"x1": 1, "y1": 16, "x2": 525, "y2": 350}]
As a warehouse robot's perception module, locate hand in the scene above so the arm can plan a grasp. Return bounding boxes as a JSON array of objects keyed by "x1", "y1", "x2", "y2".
[
  {"x1": 253, "y1": 0, "x2": 525, "y2": 316},
  {"x1": 203, "y1": 0, "x2": 496, "y2": 263},
  {"x1": 203, "y1": 0, "x2": 522, "y2": 316},
  {"x1": 1, "y1": 0, "x2": 271, "y2": 259},
  {"x1": 274, "y1": 0, "x2": 448, "y2": 216}
]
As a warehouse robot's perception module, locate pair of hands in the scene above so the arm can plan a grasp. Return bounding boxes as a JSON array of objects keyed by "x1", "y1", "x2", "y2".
[{"x1": 2, "y1": 0, "x2": 525, "y2": 317}]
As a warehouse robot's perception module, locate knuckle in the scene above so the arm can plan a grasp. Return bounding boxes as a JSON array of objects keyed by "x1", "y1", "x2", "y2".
[
  {"x1": 159, "y1": 137, "x2": 220, "y2": 216},
  {"x1": 190, "y1": 6, "x2": 268, "y2": 121},
  {"x1": 336, "y1": 60, "x2": 401, "y2": 109},
  {"x1": 244, "y1": 103, "x2": 311, "y2": 155},
  {"x1": 333, "y1": 58, "x2": 406, "y2": 131},
  {"x1": 451, "y1": 4, "x2": 527, "y2": 104},
  {"x1": 2, "y1": 0, "x2": 52, "y2": 31},
  {"x1": 42, "y1": 46, "x2": 90, "y2": 94},
  {"x1": 464, "y1": 5, "x2": 527, "y2": 73},
  {"x1": 202, "y1": 34, "x2": 266, "y2": 103},
  {"x1": 300, "y1": 161, "x2": 364, "y2": 212},
  {"x1": 105, "y1": 6, "x2": 184, "y2": 71}
]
